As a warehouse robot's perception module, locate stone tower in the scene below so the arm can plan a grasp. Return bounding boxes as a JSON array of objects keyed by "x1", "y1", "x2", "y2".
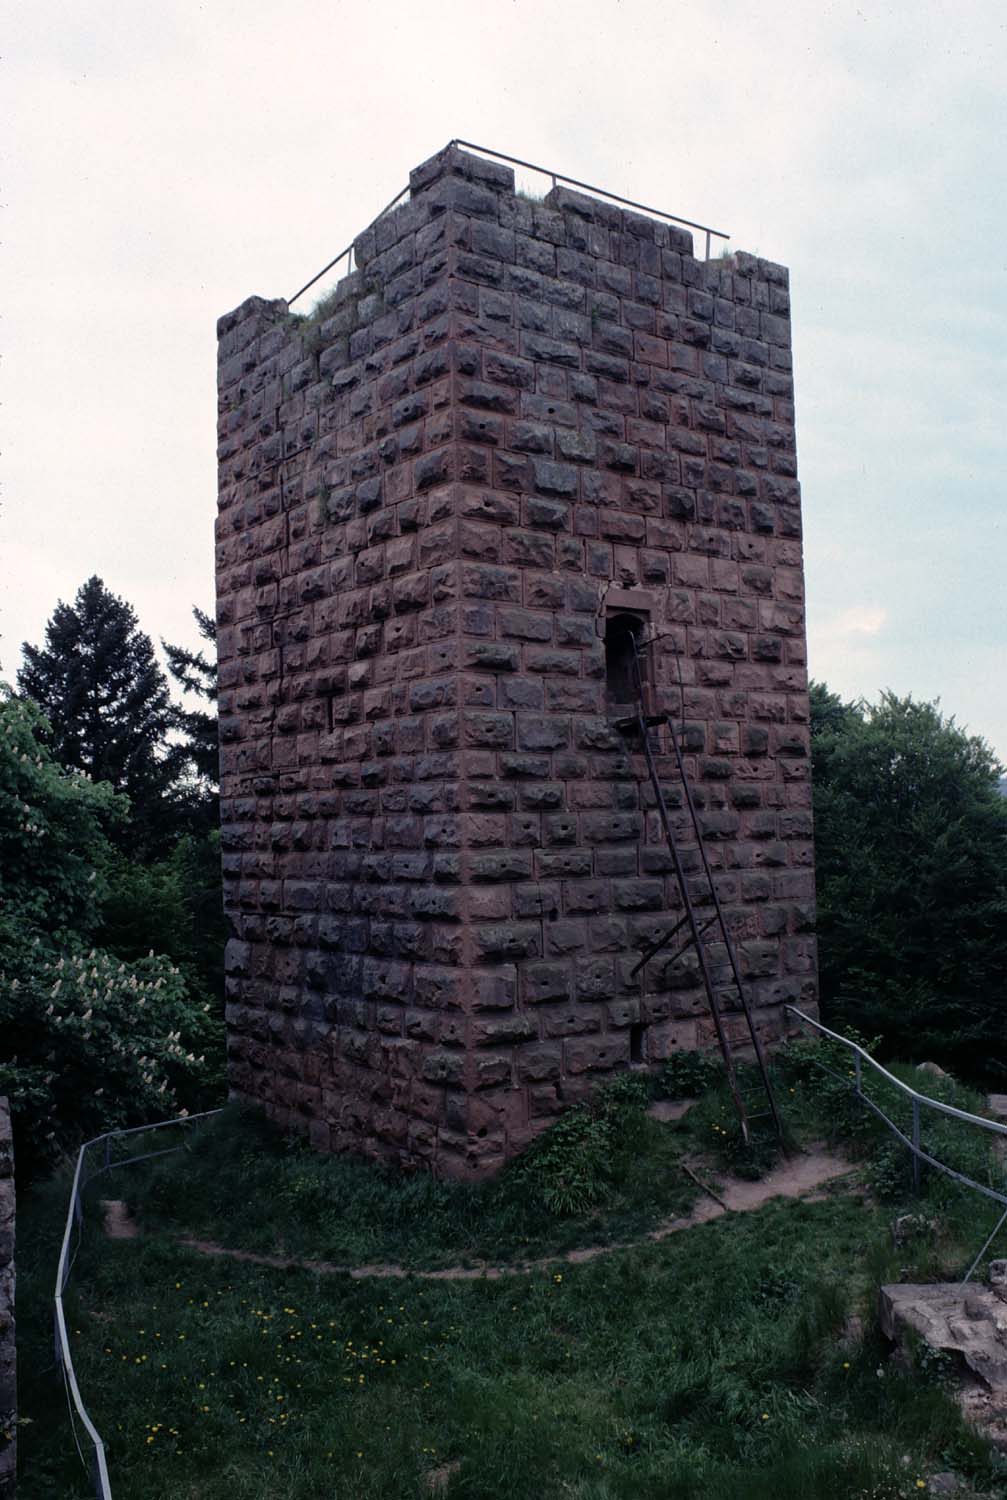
[{"x1": 216, "y1": 144, "x2": 818, "y2": 1178}]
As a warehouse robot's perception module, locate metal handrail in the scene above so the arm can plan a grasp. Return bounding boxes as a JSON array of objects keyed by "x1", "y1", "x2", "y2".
[
  {"x1": 785, "y1": 1005, "x2": 1007, "y2": 1278},
  {"x1": 288, "y1": 139, "x2": 731, "y2": 305},
  {"x1": 54, "y1": 1109, "x2": 222, "y2": 1498},
  {"x1": 451, "y1": 138, "x2": 731, "y2": 259},
  {"x1": 786, "y1": 1007, "x2": 1007, "y2": 1140},
  {"x1": 287, "y1": 182, "x2": 411, "y2": 306}
]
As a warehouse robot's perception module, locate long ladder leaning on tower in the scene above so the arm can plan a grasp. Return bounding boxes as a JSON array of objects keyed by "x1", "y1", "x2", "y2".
[{"x1": 615, "y1": 632, "x2": 785, "y2": 1149}]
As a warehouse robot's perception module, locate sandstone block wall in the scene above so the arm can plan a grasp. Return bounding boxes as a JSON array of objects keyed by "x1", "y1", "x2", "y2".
[
  {"x1": 217, "y1": 144, "x2": 818, "y2": 1177},
  {"x1": 0, "y1": 1100, "x2": 15, "y2": 1498}
]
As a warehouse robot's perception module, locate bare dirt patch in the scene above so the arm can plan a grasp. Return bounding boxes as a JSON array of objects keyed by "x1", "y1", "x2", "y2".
[
  {"x1": 423, "y1": 1460, "x2": 461, "y2": 1494},
  {"x1": 646, "y1": 1099, "x2": 695, "y2": 1124},
  {"x1": 100, "y1": 1200, "x2": 140, "y2": 1240}
]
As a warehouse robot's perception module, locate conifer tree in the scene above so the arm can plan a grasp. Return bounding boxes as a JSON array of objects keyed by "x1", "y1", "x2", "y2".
[
  {"x1": 163, "y1": 606, "x2": 218, "y2": 794},
  {"x1": 18, "y1": 576, "x2": 183, "y2": 854}
]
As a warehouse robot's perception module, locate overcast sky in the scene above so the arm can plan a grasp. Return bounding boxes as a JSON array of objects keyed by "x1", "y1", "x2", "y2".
[{"x1": 5, "y1": 0, "x2": 1005, "y2": 759}]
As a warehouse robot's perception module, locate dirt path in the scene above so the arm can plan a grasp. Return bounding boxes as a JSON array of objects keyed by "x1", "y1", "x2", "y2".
[
  {"x1": 100, "y1": 1199, "x2": 140, "y2": 1239},
  {"x1": 151, "y1": 1146, "x2": 855, "y2": 1282}
]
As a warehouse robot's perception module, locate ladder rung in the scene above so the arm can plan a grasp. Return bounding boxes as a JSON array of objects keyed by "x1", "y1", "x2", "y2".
[{"x1": 613, "y1": 713, "x2": 670, "y2": 732}]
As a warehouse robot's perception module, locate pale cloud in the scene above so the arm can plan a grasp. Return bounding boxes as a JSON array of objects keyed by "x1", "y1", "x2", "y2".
[
  {"x1": 4, "y1": 0, "x2": 1006, "y2": 757},
  {"x1": 826, "y1": 607, "x2": 889, "y2": 640}
]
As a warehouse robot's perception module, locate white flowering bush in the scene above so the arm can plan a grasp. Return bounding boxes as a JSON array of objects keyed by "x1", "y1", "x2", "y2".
[{"x1": 0, "y1": 937, "x2": 218, "y2": 1172}]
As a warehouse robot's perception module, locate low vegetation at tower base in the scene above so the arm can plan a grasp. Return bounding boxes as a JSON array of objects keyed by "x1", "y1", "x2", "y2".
[{"x1": 17, "y1": 1048, "x2": 1007, "y2": 1499}]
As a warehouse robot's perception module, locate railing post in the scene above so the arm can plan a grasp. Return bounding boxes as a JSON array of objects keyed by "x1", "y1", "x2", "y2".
[
  {"x1": 912, "y1": 1098, "x2": 921, "y2": 1194},
  {"x1": 705, "y1": 229, "x2": 712, "y2": 260}
]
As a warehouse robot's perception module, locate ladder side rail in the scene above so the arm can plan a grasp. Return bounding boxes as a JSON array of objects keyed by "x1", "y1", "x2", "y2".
[
  {"x1": 661, "y1": 719, "x2": 784, "y2": 1137},
  {"x1": 635, "y1": 709, "x2": 750, "y2": 1128}
]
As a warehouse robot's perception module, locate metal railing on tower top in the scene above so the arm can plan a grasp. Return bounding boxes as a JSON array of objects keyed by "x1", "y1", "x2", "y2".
[{"x1": 288, "y1": 138, "x2": 731, "y2": 307}]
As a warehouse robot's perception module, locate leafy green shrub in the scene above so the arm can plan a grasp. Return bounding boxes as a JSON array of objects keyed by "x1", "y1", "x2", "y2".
[
  {"x1": 867, "y1": 1141, "x2": 912, "y2": 1202},
  {"x1": 911, "y1": 1334, "x2": 954, "y2": 1388},
  {"x1": 708, "y1": 1113, "x2": 780, "y2": 1181},
  {"x1": 654, "y1": 1049, "x2": 723, "y2": 1100},
  {"x1": 776, "y1": 1028, "x2": 881, "y2": 1145},
  {"x1": 597, "y1": 1068, "x2": 651, "y2": 1123},
  {"x1": 510, "y1": 1073, "x2": 650, "y2": 1215}
]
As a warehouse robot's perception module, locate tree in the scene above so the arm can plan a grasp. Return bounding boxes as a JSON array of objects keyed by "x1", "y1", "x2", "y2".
[
  {"x1": 810, "y1": 685, "x2": 1007, "y2": 1083},
  {"x1": 98, "y1": 832, "x2": 227, "y2": 1012},
  {"x1": 0, "y1": 687, "x2": 220, "y2": 1180},
  {"x1": 808, "y1": 680, "x2": 859, "y2": 741},
  {"x1": 18, "y1": 576, "x2": 184, "y2": 856},
  {"x1": 163, "y1": 606, "x2": 219, "y2": 828},
  {"x1": 0, "y1": 687, "x2": 120, "y2": 938},
  {"x1": 148, "y1": 608, "x2": 225, "y2": 1003}
]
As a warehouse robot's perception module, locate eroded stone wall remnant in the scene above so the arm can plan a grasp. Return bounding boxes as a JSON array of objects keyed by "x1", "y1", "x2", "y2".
[{"x1": 217, "y1": 144, "x2": 818, "y2": 1177}]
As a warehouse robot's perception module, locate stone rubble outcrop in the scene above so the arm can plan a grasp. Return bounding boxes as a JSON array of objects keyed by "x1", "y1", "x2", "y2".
[{"x1": 880, "y1": 1271, "x2": 1007, "y2": 1391}]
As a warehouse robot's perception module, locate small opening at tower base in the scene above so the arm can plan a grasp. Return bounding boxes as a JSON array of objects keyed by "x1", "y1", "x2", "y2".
[{"x1": 629, "y1": 1022, "x2": 646, "y2": 1064}]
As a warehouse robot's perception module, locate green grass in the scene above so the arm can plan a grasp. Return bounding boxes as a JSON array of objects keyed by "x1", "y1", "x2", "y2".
[
  {"x1": 16, "y1": 1051, "x2": 1007, "y2": 1499},
  {"x1": 123, "y1": 1081, "x2": 699, "y2": 1271},
  {"x1": 776, "y1": 1038, "x2": 1007, "y2": 1263}
]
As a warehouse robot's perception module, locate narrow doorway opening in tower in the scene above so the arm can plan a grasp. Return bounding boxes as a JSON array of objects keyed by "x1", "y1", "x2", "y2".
[{"x1": 605, "y1": 611, "x2": 648, "y2": 713}]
